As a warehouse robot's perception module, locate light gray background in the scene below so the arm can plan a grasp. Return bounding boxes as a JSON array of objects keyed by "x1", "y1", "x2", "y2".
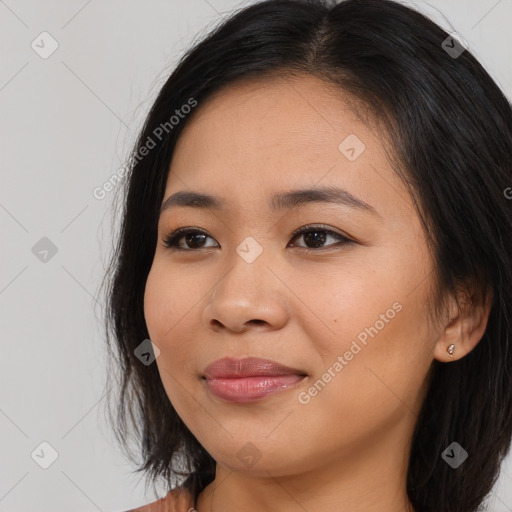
[{"x1": 1, "y1": 1, "x2": 511, "y2": 511}]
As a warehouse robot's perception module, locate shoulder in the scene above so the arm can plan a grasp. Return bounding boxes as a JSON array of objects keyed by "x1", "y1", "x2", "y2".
[{"x1": 123, "y1": 487, "x2": 195, "y2": 512}]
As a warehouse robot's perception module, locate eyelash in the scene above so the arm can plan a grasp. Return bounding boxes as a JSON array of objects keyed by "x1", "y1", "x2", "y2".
[{"x1": 161, "y1": 224, "x2": 354, "y2": 252}]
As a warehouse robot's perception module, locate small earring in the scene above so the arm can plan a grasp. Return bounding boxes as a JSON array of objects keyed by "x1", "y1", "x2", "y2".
[{"x1": 447, "y1": 344, "x2": 455, "y2": 357}]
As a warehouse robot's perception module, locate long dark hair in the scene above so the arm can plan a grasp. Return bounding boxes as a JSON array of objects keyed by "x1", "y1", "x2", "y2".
[{"x1": 99, "y1": 1, "x2": 512, "y2": 510}]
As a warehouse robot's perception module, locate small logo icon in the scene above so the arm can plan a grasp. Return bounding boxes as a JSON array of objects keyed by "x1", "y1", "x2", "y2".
[
  {"x1": 441, "y1": 441, "x2": 468, "y2": 468},
  {"x1": 237, "y1": 442, "x2": 262, "y2": 468},
  {"x1": 338, "y1": 134, "x2": 366, "y2": 161},
  {"x1": 134, "y1": 339, "x2": 161, "y2": 365},
  {"x1": 32, "y1": 237, "x2": 58, "y2": 263},
  {"x1": 442, "y1": 33, "x2": 468, "y2": 59},
  {"x1": 236, "y1": 236, "x2": 263, "y2": 263},
  {"x1": 31, "y1": 441, "x2": 59, "y2": 469},
  {"x1": 31, "y1": 31, "x2": 59, "y2": 59}
]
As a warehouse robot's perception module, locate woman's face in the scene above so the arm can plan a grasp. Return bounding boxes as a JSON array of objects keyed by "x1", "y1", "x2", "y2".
[{"x1": 144, "y1": 75, "x2": 445, "y2": 480}]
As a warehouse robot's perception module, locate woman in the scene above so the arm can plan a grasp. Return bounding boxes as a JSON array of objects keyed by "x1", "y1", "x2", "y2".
[{"x1": 101, "y1": 0, "x2": 512, "y2": 510}]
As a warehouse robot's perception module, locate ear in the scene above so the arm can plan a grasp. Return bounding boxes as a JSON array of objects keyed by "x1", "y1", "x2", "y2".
[{"x1": 433, "y1": 285, "x2": 493, "y2": 363}]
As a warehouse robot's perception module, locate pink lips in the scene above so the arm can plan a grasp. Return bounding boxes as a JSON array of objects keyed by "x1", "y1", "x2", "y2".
[{"x1": 202, "y1": 357, "x2": 307, "y2": 403}]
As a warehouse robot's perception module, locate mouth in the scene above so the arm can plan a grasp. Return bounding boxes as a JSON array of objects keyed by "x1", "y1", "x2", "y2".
[
  {"x1": 201, "y1": 357, "x2": 308, "y2": 403},
  {"x1": 202, "y1": 356, "x2": 307, "y2": 379}
]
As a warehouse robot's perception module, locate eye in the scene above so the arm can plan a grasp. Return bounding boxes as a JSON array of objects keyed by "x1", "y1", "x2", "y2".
[
  {"x1": 161, "y1": 225, "x2": 354, "y2": 252},
  {"x1": 162, "y1": 227, "x2": 218, "y2": 251},
  {"x1": 288, "y1": 225, "x2": 354, "y2": 251}
]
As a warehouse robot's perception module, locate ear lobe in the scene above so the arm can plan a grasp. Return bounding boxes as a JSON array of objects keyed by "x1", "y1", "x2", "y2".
[{"x1": 433, "y1": 287, "x2": 493, "y2": 363}]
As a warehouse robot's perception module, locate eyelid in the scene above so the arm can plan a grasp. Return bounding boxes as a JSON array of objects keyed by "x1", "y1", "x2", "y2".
[
  {"x1": 288, "y1": 224, "x2": 354, "y2": 246},
  {"x1": 161, "y1": 224, "x2": 355, "y2": 251},
  {"x1": 161, "y1": 227, "x2": 217, "y2": 250}
]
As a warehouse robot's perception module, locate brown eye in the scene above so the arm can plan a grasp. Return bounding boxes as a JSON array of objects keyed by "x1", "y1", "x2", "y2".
[
  {"x1": 162, "y1": 228, "x2": 218, "y2": 250},
  {"x1": 162, "y1": 225, "x2": 354, "y2": 252},
  {"x1": 288, "y1": 225, "x2": 353, "y2": 250}
]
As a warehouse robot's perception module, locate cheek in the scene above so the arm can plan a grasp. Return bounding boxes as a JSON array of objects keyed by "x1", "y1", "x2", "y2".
[
  {"x1": 302, "y1": 261, "x2": 433, "y2": 409},
  {"x1": 303, "y1": 266, "x2": 398, "y2": 357},
  {"x1": 143, "y1": 263, "x2": 202, "y2": 374},
  {"x1": 299, "y1": 307, "x2": 430, "y2": 453},
  {"x1": 143, "y1": 267, "x2": 168, "y2": 342},
  {"x1": 144, "y1": 263, "x2": 190, "y2": 341},
  {"x1": 143, "y1": 266, "x2": 195, "y2": 407}
]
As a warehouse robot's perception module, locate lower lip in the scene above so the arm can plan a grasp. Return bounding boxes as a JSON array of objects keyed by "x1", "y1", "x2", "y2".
[{"x1": 204, "y1": 375, "x2": 306, "y2": 403}]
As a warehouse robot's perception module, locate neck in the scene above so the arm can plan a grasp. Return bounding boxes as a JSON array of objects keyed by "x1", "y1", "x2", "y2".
[{"x1": 195, "y1": 420, "x2": 417, "y2": 512}]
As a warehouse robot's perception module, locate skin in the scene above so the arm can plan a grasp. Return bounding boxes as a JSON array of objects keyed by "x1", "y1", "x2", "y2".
[{"x1": 143, "y1": 74, "x2": 492, "y2": 512}]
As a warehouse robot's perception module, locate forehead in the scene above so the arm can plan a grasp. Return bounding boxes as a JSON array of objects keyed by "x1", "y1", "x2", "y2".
[
  {"x1": 173, "y1": 74, "x2": 373, "y2": 162},
  {"x1": 164, "y1": 74, "x2": 413, "y2": 220}
]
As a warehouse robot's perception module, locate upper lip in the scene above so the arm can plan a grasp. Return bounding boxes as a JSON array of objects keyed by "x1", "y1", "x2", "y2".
[{"x1": 203, "y1": 357, "x2": 307, "y2": 379}]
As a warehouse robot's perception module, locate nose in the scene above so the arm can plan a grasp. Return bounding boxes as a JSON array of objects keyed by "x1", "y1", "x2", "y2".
[{"x1": 202, "y1": 254, "x2": 290, "y2": 334}]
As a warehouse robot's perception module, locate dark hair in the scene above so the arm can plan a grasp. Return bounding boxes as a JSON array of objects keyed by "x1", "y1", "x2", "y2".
[{"x1": 100, "y1": 1, "x2": 512, "y2": 510}]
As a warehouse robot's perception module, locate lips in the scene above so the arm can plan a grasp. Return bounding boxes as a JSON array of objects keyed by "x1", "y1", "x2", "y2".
[
  {"x1": 202, "y1": 357, "x2": 307, "y2": 379},
  {"x1": 202, "y1": 357, "x2": 308, "y2": 403}
]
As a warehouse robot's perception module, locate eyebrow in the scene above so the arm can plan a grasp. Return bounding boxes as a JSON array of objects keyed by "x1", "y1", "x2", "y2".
[{"x1": 160, "y1": 185, "x2": 380, "y2": 217}]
